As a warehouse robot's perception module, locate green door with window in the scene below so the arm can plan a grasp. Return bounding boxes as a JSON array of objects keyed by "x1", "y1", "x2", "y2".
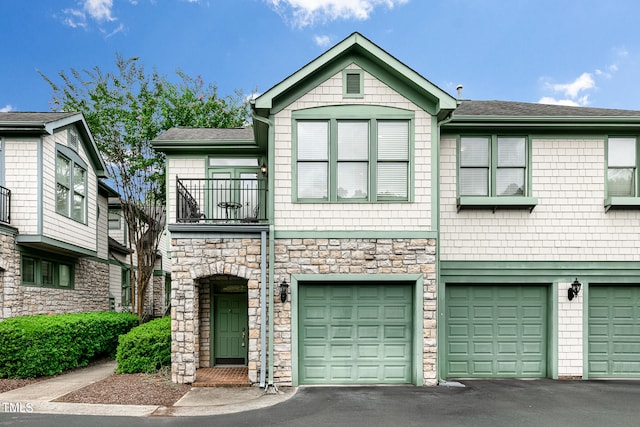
[
  {"x1": 299, "y1": 283, "x2": 413, "y2": 384},
  {"x1": 214, "y1": 294, "x2": 248, "y2": 365},
  {"x1": 445, "y1": 285, "x2": 548, "y2": 377},
  {"x1": 589, "y1": 285, "x2": 640, "y2": 377}
]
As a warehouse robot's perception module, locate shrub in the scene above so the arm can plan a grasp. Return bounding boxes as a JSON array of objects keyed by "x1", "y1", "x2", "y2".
[
  {"x1": 116, "y1": 316, "x2": 171, "y2": 374},
  {"x1": 0, "y1": 312, "x2": 139, "y2": 379}
]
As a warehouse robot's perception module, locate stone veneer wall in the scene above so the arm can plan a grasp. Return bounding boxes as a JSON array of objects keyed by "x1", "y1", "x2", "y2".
[
  {"x1": 0, "y1": 228, "x2": 19, "y2": 319},
  {"x1": 171, "y1": 237, "x2": 264, "y2": 384},
  {"x1": 273, "y1": 237, "x2": 438, "y2": 385},
  {"x1": 170, "y1": 236, "x2": 437, "y2": 386},
  {"x1": 1, "y1": 247, "x2": 110, "y2": 319}
]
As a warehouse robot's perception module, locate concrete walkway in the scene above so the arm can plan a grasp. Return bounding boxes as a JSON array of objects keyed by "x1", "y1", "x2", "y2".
[{"x1": 0, "y1": 360, "x2": 295, "y2": 417}]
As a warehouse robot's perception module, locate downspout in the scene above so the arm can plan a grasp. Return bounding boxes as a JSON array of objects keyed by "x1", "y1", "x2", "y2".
[
  {"x1": 260, "y1": 230, "x2": 267, "y2": 388},
  {"x1": 436, "y1": 109, "x2": 455, "y2": 384},
  {"x1": 252, "y1": 111, "x2": 275, "y2": 390}
]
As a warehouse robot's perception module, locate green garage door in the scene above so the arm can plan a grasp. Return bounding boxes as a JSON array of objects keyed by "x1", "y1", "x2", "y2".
[
  {"x1": 589, "y1": 285, "x2": 640, "y2": 377},
  {"x1": 299, "y1": 283, "x2": 413, "y2": 384},
  {"x1": 445, "y1": 285, "x2": 547, "y2": 378}
]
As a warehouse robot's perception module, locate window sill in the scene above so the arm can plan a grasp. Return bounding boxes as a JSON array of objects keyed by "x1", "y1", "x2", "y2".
[
  {"x1": 457, "y1": 196, "x2": 538, "y2": 213},
  {"x1": 604, "y1": 197, "x2": 640, "y2": 212}
]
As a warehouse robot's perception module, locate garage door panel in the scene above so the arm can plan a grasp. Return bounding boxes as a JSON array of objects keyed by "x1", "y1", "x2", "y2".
[
  {"x1": 589, "y1": 285, "x2": 640, "y2": 378},
  {"x1": 445, "y1": 285, "x2": 547, "y2": 378},
  {"x1": 357, "y1": 306, "x2": 380, "y2": 319},
  {"x1": 299, "y1": 283, "x2": 412, "y2": 384}
]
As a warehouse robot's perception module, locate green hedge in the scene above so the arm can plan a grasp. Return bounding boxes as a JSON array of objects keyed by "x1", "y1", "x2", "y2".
[
  {"x1": 116, "y1": 316, "x2": 170, "y2": 374},
  {"x1": 0, "y1": 312, "x2": 139, "y2": 379}
]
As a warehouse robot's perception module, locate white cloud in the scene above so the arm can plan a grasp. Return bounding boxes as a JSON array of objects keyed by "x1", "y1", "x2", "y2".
[
  {"x1": 551, "y1": 72, "x2": 595, "y2": 99},
  {"x1": 0, "y1": 105, "x2": 14, "y2": 113},
  {"x1": 266, "y1": 0, "x2": 409, "y2": 28},
  {"x1": 314, "y1": 34, "x2": 332, "y2": 47},
  {"x1": 84, "y1": 0, "x2": 116, "y2": 22},
  {"x1": 538, "y1": 96, "x2": 581, "y2": 107}
]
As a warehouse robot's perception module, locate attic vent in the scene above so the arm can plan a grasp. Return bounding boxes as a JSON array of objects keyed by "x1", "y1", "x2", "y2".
[
  {"x1": 343, "y1": 70, "x2": 363, "y2": 98},
  {"x1": 68, "y1": 128, "x2": 78, "y2": 151}
]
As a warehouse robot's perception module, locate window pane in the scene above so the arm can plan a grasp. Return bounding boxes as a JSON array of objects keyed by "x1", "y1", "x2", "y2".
[
  {"x1": 56, "y1": 155, "x2": 70, "y2": 185},
  {"x1": 56, "y1": 184, "x2": 69, "y2": 213},
  {"x1": 72, "y1": 194, "x2": 85, "y2": 221},
  {"x1": 298, "y1": 162, "x2": 328, "y2": 199},
  {"x1": 497, "y1": 168, "x2": 525, "y2": 196},
  {"x1": 377, "y1": 163, "x2": 407, "y2": 198},
  {"x1": 337, "y1": 162, "x2": 368, "y2": 199},
  {"x1": 338, "y1": 122, "x2": 368, "y2": 160},
  {"x1": 460, "y1": 137, "x2": 489, "y2": 166},
  {"x1": 22, "y1": 257, "x2": 35, "y2": 283},
  {"x1": 42, "y1": 260, "x2": 54, "y2": 285},
  {"x1": 609, "y1": 138, "x2": 636, "y2": 167},
  {"x1": 73, "y1": 165, "x2": 85, "y2": 194},
  {"x1": 498, "y1": 137, "x2": 526, "y2": 166},
  {"x1": 460, "y1": 168, "x2": 488, "y2": 196},
  {"x1": 608, "y1": 168, "x2": 635, "y2": 196},
  {"x1": 378, "y1": 121, "x2": 409, "y2": 160},
  {"x1": 298, "y1": 121, "x2": 328, "y2": 160},
  {"x1": 59, "y1": 264, "x2": 71, "y2": 287}
]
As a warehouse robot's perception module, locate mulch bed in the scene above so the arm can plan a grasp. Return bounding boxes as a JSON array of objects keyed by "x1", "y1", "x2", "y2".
[{"x1": 54, "y1": 371, "x2": 191, "y2": 407}]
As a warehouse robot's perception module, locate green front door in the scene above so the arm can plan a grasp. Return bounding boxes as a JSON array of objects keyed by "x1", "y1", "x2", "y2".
[
  {"x1": 589, "y1": 285, "x2": 640, "y2": 377},
  {"x1": 214, "y1": 294, "x2": 248, "y2": 365},
  {"x1": 445, "y1": 285, "x2": 548, "y2": 378},
  {"x1": 299, "y1": 283, "x2": 413, "y2": 384}
]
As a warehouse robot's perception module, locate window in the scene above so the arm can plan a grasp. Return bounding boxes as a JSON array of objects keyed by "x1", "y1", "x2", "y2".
[
  {"x1": 56, "y1": 151, "x2": 87, "y2": 222},
  {"x1": 607, "y1": 137, "x2": 636, "y2": 197},
  {"x1": 122, "y1": 268, "x2": 131, "y2": 306},
  {"x1": 21, "y1": 255, "x2": 73, "y2": 288},
  {"x1": 296, "y1": 118, "x2": 410, "y2": 202},
  {"x1": 458, "y1": 135, "x2": 536, "y2": 211},
  {"x1": 343, "y1": 69, "x2": 364, "y2": 98},
  {"x1": 108, "y1": 209, "x2": 121, "y2": 229},
  {"x1": 460, "y1": 136, "x2": 527, "y2": 196}
]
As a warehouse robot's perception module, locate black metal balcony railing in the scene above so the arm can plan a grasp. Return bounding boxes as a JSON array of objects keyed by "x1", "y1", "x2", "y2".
[
  {"x1": 0, "y1": 185, "x2": 10, "y2": 224},
  {"x1": 176, "y1": 177, "x2": 267, "y2": 224}
]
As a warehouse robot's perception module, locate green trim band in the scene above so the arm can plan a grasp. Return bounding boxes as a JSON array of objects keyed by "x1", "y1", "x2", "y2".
[{"x1": 274, "y1": 230, "x2": 437, "y2": 239}]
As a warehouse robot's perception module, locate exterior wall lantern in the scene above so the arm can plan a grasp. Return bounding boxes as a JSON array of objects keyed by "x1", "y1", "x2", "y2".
[
  {"x1": 568, "y1": 278, "x2": 581, "y2": 301},
  {"x1": 261, "y1": 161, "x2": 267, "y2": 176},
  {"x1": 279, "y1": 279, "x2": 289, "y2": 303}
]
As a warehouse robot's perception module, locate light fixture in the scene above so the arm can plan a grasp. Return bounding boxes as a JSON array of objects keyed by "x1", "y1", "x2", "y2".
[
  {"x1": 279, "y1": 279, "x2": 289, "y2": 303},
  {"x1": 568, "y1": 278, "x2": 581, "y2": 301},
  {"x1": 261, "y1": 161, "x2": 267, "y2": 176}
]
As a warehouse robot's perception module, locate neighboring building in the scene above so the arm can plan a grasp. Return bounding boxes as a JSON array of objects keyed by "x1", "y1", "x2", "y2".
[
  {"x1": 154, "y1": 33, "x2": 640, "y2": 387},
  {"x1": 440, "y1": 101, "x2": 640, "y2": 380},
  {"x1": 0, "y1": 112, "x2": 111, "y2": 318},
  {"x1": 0, "y1": 112, "x2": 171, "y2": 321}
]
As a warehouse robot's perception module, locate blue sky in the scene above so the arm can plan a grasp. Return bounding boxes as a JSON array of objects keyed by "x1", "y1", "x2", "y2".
[{"x1": 3, "y1": 0, "x2": 640, "y2": 112}]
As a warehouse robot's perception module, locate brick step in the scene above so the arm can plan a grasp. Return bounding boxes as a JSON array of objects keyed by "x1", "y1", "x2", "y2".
[{"x1": 193, "y1": 367, "x2": 251, "y2": 388}]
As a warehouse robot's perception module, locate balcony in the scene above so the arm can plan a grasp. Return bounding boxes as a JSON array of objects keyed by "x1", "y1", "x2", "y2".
[
  {"x1": 176, "y1": 177, "x2": 268, "y2": 225},
  {"x1": 0, "y1": 185, "x2": 9, "y2": 224}
]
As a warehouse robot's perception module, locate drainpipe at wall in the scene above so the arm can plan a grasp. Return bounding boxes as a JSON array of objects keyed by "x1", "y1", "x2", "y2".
[
  {"x1": 260, "y1": 229, "x2": 267, "y2": 388},
  {"x1": 251, "y1": 111, "x2": 276, "y2": 390}
]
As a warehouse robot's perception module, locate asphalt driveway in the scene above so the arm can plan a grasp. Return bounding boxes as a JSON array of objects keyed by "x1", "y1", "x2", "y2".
[
  {"x1": 214, "y1": 379, "x2": 640, "y2": 427},
  {"x1": 2, "y1": 379, "x2": 640, "y2": 426}
]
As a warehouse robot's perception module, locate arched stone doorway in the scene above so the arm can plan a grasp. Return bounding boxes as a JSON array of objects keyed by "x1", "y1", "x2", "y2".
[{"x1": 198, "y1": 275, "x2": 249, "y2": 367}]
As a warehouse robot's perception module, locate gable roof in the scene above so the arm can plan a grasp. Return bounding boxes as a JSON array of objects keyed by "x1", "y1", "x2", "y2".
[
  {"x1": 151, "y1": 127, "x2": 258, "y2": 154},
  {"x1": 0, "y1": 112, "x2": 108, "y2": 177},
  {"x1": 444, "y1": 100, "x2": 640, "y2": 130},
  {"x1": 252, "y1": 32, "x2": 457, "y2": 120}
]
